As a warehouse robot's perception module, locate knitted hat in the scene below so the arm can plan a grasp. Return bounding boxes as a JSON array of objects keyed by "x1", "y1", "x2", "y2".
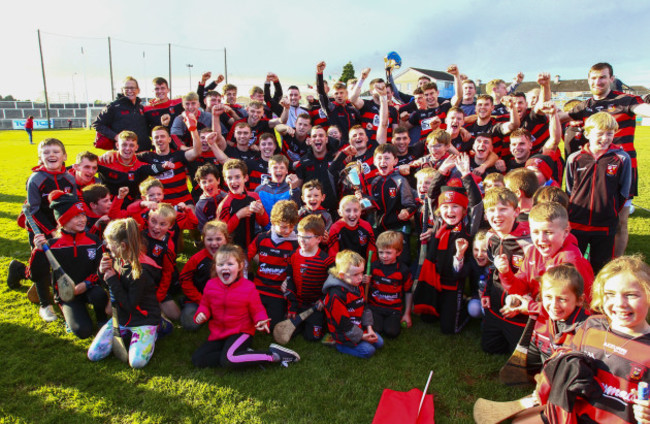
[
  {"x1": 48, "y1": 190, "x2": 85, "y2": 226},
  {"x1": 525, "y1": 154, "x2": 554, "y2": 182},
  {"x1": 438, "y1": 185, "x2": 468, "y2": 209}
]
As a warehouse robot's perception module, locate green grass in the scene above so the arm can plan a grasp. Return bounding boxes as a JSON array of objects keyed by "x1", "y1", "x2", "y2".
[{"x1": 1, "y1": 128, "x2": 650, "y2": 423}]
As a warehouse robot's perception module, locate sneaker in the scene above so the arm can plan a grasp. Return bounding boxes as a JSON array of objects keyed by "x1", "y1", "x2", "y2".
[
  {"x1": 7, "y1": 260, "x2": 26, "y2": 289},
  {"x1": 157, "y1": 317, "x2": 174, "y2": 338},
  {"x1": 320, "y1": 333, "x2": 336, "y2": 347},
  {"x1": 39, "y1": 305, "x2": 58, "y2": 322},
  {"x1": 269, "y1": 343, "x2": 300, "y2": 366}
]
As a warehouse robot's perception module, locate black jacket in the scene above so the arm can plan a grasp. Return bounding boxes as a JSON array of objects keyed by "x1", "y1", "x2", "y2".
[{"x1": 93, "y1": 94, "x2": 151, "y2": 151}]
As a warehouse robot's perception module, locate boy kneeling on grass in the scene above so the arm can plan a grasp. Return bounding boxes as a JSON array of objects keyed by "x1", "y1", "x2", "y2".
[{"x1": 323, "y1": 250, "x2": 383, "y2": 359}]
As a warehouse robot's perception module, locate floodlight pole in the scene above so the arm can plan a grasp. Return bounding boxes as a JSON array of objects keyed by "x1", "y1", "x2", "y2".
[
  {"x1": 187, "y1": 64, "x2": 193, "y2": 91},
  {"x1": 37, "y1": 29, "x2": 51, "y2": 129},
  {"x1": 224, "y1": 47, "x2": 228, "y2": 84},
  {"x1": 168, "y1": 43, "x2": 172, "y2": 98},
  {"x1": 108, "y1": 37, "x2": 115, "y2": 100}
]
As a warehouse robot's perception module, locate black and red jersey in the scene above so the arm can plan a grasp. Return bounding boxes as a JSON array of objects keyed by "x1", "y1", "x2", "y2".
[
  {"x1": 143, "y1": 98, "x2": 184, "y2": 129},
  {"x1": 226, "y1": 118, "x2": 272, "y2": 145},
  {"x1": 224, "y1": 145, "x2": 260, "y2": 164},
  {"x1": 25, "y1": 165, "x2": 77, "y2": 235},
  {"x1": 245, "y1": 157, "x2": 270, "y2": 191},
  {"x1": 328, "y1": 218, "x2": 376, "y2": 260},
  {"x1": 142, "y1": 230, "x2": 177, "y2": 302},
  {"x1": 358, "y1": 99, "x2": 398, "y2": 144},
  {"x1": 566, "y1": 144, "x2": 631, "y2": 234},
  {"x1": 294, "y1": 150, "x2": 339, "y2": 214},
  {"x1": 568, "y1": 91, "x2": 643, "y2": 197},
  {"x1": 408, "y1": 103, "x2": 452, "y2": 142},
  {"x1": 195, "y1": 192, "x2": 226, "y2": 231},
  {"x1": 464, "y1": 118, "x2": 508, "y2": 158},
  {"x1": 97, "y1": 158, "x2": 164, "y2": 208},
  {"x1": 539, "y1": 315, "x2": 650, "y2": 424},
  {"x1": 179, "y1": 247, "x2": 214, "y2": 304},
  {"x1": 368, "y1": 261, "x2": 412, "y2": 311},
  {"x1": 369, "y1": 171, "x2": 417, "y2": 232},
  {"x1": 521, "y1": 109, "x2": 549, "y2": 156},
  {"x1": 188, "y1": 151, "x2": 223, "y2": 202},
  {"x1": 247, "y1": 231, "x2": 298, "y2": 299},
  {"x1": 485, "y1": 221, "x2": 532, "y2": 326},
  {"x1": 138, "y1": 150, "x2": 192, "y2": 205},
  {"x1": 309, "y1": 104, "x2": 329, "y2": 128},
  {"x1": 316, "y1": 73, "x2": 359, "y2": 143},
  {"x1": 217, "y1": 191, "x2": 269, "y2": 250},
  {"x1": 322, "y1": 275, "x2": 368, "y2": 346},
  {"x1": 29, "y1": 230, "x2": 102, "y2": 301},
  {"x1": 285, "y1": 248, "x2": 334, "y2": 313}
]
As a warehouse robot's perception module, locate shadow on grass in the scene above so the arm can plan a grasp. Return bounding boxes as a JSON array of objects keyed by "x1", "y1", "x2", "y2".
[
  {"x1": 0, "y1": 209, "x2": 21, "y2": 221},
  {"x1": 0, "y1": 236, "x2": 31, "y2": 259},
  {"x1": 0, "y1": 193, "x2": 25, "y2": 204}
]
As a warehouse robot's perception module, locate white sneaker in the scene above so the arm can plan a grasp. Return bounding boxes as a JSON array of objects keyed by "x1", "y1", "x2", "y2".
[{"x1": 39, "y1": 305, "x2": 58, "y2": 322}]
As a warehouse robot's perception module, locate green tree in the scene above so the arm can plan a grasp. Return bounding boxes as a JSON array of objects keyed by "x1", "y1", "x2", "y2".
[
  {"x1": 340, "y1": 62, "x2": 355, "y2": 83},
  {"x1": 2, "y1": 95, "x2": 15, "y2": 101}
]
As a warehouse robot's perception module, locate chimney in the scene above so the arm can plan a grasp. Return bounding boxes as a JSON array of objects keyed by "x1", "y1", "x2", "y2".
[{"x1": 554, "y1": 75, "x2": 560, "y2": 84}]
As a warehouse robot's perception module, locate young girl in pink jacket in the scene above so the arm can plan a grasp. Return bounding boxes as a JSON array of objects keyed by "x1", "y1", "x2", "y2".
[{"x1": 191, "y1": 244, "x2": 301, "y2": 368}]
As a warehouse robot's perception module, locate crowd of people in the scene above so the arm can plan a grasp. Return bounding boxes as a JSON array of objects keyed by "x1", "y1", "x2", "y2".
[{"x1": 7, "y1": 59, "x2": 650, "y2": 423}]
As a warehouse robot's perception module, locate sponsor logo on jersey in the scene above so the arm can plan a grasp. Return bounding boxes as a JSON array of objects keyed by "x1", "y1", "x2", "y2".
[
  {"x1": 128, "y1": 172, "x2": 135, "y2": 181},
  {"x1": 87, "y1": 248, "x2": 96, "y2": 260},
  {"x1": 600, "y1": 382, "x2": 636, "y2": 403},
  {"x1": 607, "y1": 164, "x2": 619, "y2": 175},
  {"x1": 152, "y1": 245, "x2": 163, "y2": 257}
]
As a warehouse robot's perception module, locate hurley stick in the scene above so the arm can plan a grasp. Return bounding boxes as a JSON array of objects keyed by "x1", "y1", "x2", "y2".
[{"x1": 498, "y1": 316, "x2": 536, "y2": 386}]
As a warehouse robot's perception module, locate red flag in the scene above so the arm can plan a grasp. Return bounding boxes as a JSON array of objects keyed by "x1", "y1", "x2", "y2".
[{"x1": 372, "y1": 388, "x2": 435, "y2": 423}]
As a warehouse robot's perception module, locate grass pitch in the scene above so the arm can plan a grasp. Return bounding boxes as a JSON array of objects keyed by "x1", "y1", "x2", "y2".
[{"x1": 1, "y1": 128, "x2": 649, "y2": 423}]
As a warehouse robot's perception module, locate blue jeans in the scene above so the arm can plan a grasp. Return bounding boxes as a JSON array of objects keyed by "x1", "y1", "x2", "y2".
[
  {"x1": 335, "y1": 333, "x2": 384, "y2": 359},
  {"x1": 26, "y1": 128, "x2": 33, "y2": 144}
]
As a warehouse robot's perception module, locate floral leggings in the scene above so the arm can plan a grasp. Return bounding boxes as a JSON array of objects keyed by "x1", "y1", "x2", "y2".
[{"x1": 87, "y1": 321, "x2": 158, "y2": 369}]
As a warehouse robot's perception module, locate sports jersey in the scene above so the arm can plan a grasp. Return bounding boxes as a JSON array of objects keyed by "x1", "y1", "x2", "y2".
[
  {"x1": 309, "y1": 103, "x2": 329, "y2": 128},
  {"x1": 566, "y1": 144, "x2": 631, "y2": 234},
  {"x1": 568, "y1": 90, "x2": 644, "y2": 197},
  {"x1": 217, "y1": 191, "x2": 269, "y2": 249},
  {"x1": 285, "y1": 248, "x2": 333, "y2": 313},
  {"x1": 142, "y1": 230, "x2": 177, "y2": 302},
  {"x1": 138, "y1": 150, "x2": 193, "y2": 205},
  {"x1": 224, "y1": 145, "x2": 260, "y2": 163},
  {"x1": 245, "y1": 157, "x2": 270, "y2": 191},
  {"x1": 539, "y1": 315, "x2": 650, "y2": 423},
  {"x1": 358, "y1": 99, "x2": 398, "y2": 144},
  {"x1": 485, "y1": 221, "x2": 532, "y2": 326},
  {"x1": 144, "y1": 98, "x2": 184, "y2": 129},
  {"x1": 293, "y1": 150, "x2": 339, "y2": 214},
  {"x1": 97, "y1": 158, "x2": 165, "y2": 209},
  {"x1": 464, "y1": 118, "x2": 508, "y2": 158},
  {"x1": 368, "y1": 261, "x2": 412, "y2": 311},
  {"x1": 316, "y1": 73, "x2": 359, "y2": 143},
  {"x1": 520, "y1": 109, "x2": 550, "y2": 155},
  {"x1": 247, "y1": 230, "x2": 298, "y2": 299},
  {"x1": 29, "y1": 229, "x2": 102, "y2": 302},
  {"x1": 195, "y1": 192, "x2": 226, "y2": 232},
  {"x1": 92, "y1": 95, "x2": 151, "y2": 152},
  {"x1": 408, "y1": 103, "x2": 452, "y2": 142},
  {"x1": 170, "y1": 111, "x2": 211, "y2": 147},
  {"x1": 188, "y1": 151, "x2": 222, "y2": 202},
  {"x1": 180, "y1": 248, "x2": 214, "y2": 304},
  {"x1": 327, "y1": 218, "x2": 376, "y2": 259},
  {"x1": 322, "y1": 275, "x2": 371, "y2": 346},
  {"x1": 25, "y1": 165, "x2": 77, "y2": 235},
  {"x1": 369, "y1": 171, "x2": 417, "y2": 232}
]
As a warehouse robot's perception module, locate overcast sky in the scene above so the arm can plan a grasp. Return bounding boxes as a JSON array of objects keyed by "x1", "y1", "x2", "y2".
[{"x1": 2, "y1": 0, "x2": 649, "y2": 102}]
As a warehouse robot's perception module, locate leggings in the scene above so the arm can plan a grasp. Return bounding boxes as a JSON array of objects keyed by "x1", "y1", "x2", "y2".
[
  {"x1": 87, "y1": 322, "x2": 158, "y2": 369},
  {"x1": 61, "y1": 285, "x2": 109, "y2": 339},
  {"x1": 192, "y1": 333, "x2": 274, "y2": 368}
]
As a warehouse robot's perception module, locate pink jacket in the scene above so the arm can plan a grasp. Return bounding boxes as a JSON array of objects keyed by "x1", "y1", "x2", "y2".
[{"x1": 195, "y1": 276, "x2": 268, "y2": 341}]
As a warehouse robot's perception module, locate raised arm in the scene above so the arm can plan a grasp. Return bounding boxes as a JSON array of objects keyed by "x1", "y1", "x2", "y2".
[
  {"x1": 447, "y1": 65, "x2": 463, "y2": 107},
  {"x1": 375, "y1": 85, "x2": 389, "y2": 145},
  {"x1": 264, "y1": 73, "x2": 284, "y2": 117},
  {"x1": 349, "y1": 67, "x2": 370, "y2": 110},
  {"x1": 183, "y1": 112, "x2": 203, "y2": 162},
  {"x1": 534, "y1": 73, "x2": 552, "y2": 115},
  {"x1": 209, "y1": 104, "x2": 228, "y2": 151},
  {"x1": 540, "y1": 102, "x2": 562, "y2": 154},
  {"x1": 506, "y1": 72, "x2": 524, "y2": 95},
  {"x1": 499, "y1": 95, "x2": 520, "y2": 134},
  {"x1": 269, "y1": 97, "x2": 290, "y2": 128}
]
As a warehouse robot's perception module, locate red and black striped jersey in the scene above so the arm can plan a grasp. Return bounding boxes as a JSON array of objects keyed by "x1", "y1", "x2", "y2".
[
  {"x1": 568, "y1": 91, "x2": 644, "y2": 197},
  {"x1": 142, "y1": 230, "x2": 177, "y2": 302},
  {"x1": 464, "y1": 118, "x2": 508, "y2": 158},
  {"x1": 539, "y1": 315, "x2": 650, "y2": 423},
  {"x1": 309, "y1": 105, "x2": 329, "y2": 128},
  {"x1": 224, "y1": 145, "x2": 260, "y2": 164},
  {"x1": 244, "y1": 157, "x2": 269, "y2": 191},
  {"x1": 138, "y1": 150, "x2": 192, "y2": 205},
  {"x1": 521, "y1": 109, "x2": 549, "y2": 156},
  {"x1": 97, "y1": 158, "x2": 164, "y2": 209},
  {"x1": 179, "y1": 247, "x2": 214, "y2": 304},
  {"x1": 143, "y1": 98, "x2": 184, "y2": 129},
  {"x1": 368, "y1": 261, "x2": 413, "y2": 311},
  {"x1": 408, "y1": 103, "x2": 452, "y2": 142},
  {"x1": 285, "y1": 248, "x2": 334, "y2": 313},
  {"x1": 217, "y1": 191, "x2": 269, "y2": 250},
  {"x1": 358, "y1": 99, "x2": 398, "y2": 144},
  {"x1": 566, "y1": 144, "x2": 631, "y2": 234},
  {"x1": 247, "y1": 231, "x2": 298, "y2": 299},
  {"x1": 328, "y1": 218, "x2": 376, "y2": 260}
]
